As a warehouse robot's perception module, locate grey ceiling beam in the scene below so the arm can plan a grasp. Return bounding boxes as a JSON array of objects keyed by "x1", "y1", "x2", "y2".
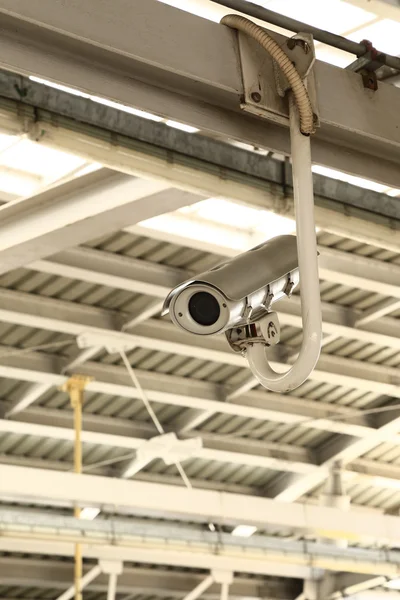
[
  {"x1": 0, "y1": 170, "x2": 201, "y2": 275},
  {"x1": 1, "y1": 0, "x2": 400, "y2": 190},
  {"x1": 28, "y1": 245, "x2": 400, "y2": 351},
  {"x1": 2, "y1": 385, "x2": 400, "y2": 491},
  {"x1": 0, "y1": 288, "x2": 398, "y2": 399}
]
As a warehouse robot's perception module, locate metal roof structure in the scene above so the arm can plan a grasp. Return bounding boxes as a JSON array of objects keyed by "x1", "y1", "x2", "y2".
[{"x1": 0, "y1": 1, "x2": 400, "y2": 600}]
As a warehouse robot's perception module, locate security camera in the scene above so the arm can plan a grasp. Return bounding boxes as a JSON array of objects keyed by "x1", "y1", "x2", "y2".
[{"x1": 162, "y1": 235, "x2": 299, "y2": 349}]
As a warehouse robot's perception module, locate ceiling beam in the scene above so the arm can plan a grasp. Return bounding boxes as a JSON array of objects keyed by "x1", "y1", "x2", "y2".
[
  {"x1": 0, "y1": 415, "x2": 315, "y2": 474},
  {"x1": 0, "y1": 557, "x2": 294, "y2": 599},
  {"x1": 2, "y1": 404, "x2": 400, "y2": 492},
  {"x1": 0, "y1": 539, "x2": 312, "y2": 581},
  {"x1": 28, "y1": 245, "x2": 400, "y2": 350},
  {"x1": 4, "y1": 464, "x2": 400, "y2": 548},
  {"x1": 6, "y1": 300, "x2": 163, "y2": 417},
  {"x1": 0, "y1": 344, "x2": 386, "y2": 440},
  {"x1": 266, "y1": 410, "x2": 400, "y2": 502},
  {"x1": 0, "y1": 289, "x2": 398, "y2": 398},
  {"x1": 1, "y1": 0, "x2": 400, "y2": 189},
  {"x1": 0, "y1": 72, "x2": 398, "y2": 255},
  {"x1": 0, "y1": 169, "x2": 200, "y2": 274}
]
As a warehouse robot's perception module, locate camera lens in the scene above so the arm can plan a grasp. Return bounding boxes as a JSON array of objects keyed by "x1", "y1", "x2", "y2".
[{"x1": 188, "y1": 291, "x2": 220, "y2": 326}]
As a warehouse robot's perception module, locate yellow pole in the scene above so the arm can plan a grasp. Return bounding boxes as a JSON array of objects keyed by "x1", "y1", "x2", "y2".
[{"x1": 61, "y1": 375, "x2": 93, "y2": 600}]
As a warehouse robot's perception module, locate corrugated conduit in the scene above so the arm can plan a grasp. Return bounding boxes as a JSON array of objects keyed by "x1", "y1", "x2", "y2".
[{"x1": 220, "y1": 14, "x2": 315, "y2": 135}]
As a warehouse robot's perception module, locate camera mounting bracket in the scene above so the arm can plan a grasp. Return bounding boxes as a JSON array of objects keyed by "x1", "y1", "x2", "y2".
[
  {"x1": 236, "y1": 30, "x2": 320, "y2": 128},
  {"x1": 225, "y1": 311, "x2": 280, "y2": 354}
]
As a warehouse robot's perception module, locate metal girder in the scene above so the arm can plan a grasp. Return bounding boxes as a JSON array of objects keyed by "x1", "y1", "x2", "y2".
[
  {"x1": 1, "y1": 1, "x2": 400, "y2": 188},
  {"x1": 0, "y1": 558, "x2": 293, "y2": 600},
  {"x1": 0, "y1": 336, "x2": 394, "y2": 438},
  {"x1": 0, "y1": 347, "x2": 377, "y2": 440},
  {"x1": 0, "y1": 541, "x2": 312, "y2": 582},
  {"x1": 28, "y1": 245, "x2": 400, "y2": 350},
  {"x1": 0, "y1": 72, "x2": 398, "y2": 254},
  {"x1": 266, "y1": 413, "x2": 400, "y2": 502},
  {"x1": 0, "y1": 169, "x2": 200, "y2": 274},
  {"x1": 318, "y1": 247, "x2": 400, "y2": 300},
  {"x1": 6, "y1": 299, "x2": 163, "y2": 417},
  {"x1": 4, "y1": 464, "x2": 400, "y2": 548},
  {"x1": 4, "y1": 509, "x2": 400, "y2": 577},
  {"x1": 0, "y1": 288, "x2": 397, "y2": 397},
  {"x1": 3, "y1": 404, "x2": 400, "y2": 491},
  {"x1": 0, "y1": 415, "x2": 315, "y2": 474}
]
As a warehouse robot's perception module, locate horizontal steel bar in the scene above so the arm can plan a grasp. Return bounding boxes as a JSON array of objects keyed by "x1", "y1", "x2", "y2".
[
  {"x1": 2, "y1": 464, "x2": 400, "y2": 550},
  {"x1": 212, "y1": 0, "x2": 400, "y2": 71},
  {"x1": 0, "y1": 0, "x2": 400, "y2": 187}
]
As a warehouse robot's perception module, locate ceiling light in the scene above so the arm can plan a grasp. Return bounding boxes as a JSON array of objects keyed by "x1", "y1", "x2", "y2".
[
  {"x1": 165, "y1": 120, "x2": 199, "y2": 133},
  {"x1": 80, "y1": 506, "x2": 100, "y2": 520},
  {"x1": 29, "y1": 76, "x2": 90, "y2": 98},
  {"x1": 90, "y1": 96, "x2": 163, "y2": 122},
  {"x1": 30, "y1": 76, "x2": 163, "y2": 122},
  {"x1": 312, "y1": 164, "x2": 389, "y2": 193},
  {"x1": 231, "y1": 524, "x2": 257, "y2": 538}
]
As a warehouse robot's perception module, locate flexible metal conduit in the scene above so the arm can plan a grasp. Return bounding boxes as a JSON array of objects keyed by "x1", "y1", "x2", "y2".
[
  {"x1": 221, "y1": 14, "x2": 314, "y2": 134},
  {"x1": 214, "y1": 0, "x2": 400, "y2": 71}
]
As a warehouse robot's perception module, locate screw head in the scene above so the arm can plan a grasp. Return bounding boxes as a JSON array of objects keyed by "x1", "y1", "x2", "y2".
[{"x1": 251, "y1": 92, "x2": 262, "y2": 103}]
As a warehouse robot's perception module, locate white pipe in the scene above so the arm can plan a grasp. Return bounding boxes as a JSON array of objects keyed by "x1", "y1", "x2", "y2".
[
  {"x1": 220, "y1": 583, "x2": 230, "y2": 600},
  {"x1": 107, "y1": 573, "x2": 118, "y2": 600},
  {"x1": 55, "y1": 565, "x2": 102, "y2": 600},
  {"x1": 246, "y1": 96, "x2": 322, "y2": 392},
  {"x1": 183, "y1": 575, "x2": 215, "y2": 600}
]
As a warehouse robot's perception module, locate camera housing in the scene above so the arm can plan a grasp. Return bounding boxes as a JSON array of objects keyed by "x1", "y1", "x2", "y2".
[{"x1": 162, "y1": 235, "x2": 299, "y2": 336}]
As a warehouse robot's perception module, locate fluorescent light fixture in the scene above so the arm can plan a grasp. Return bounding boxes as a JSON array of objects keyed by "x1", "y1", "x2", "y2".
[
  {"x1": 30, "y1": 76, "x2": 90, "y2": 98},
  {"x1": 80, "y1": 506, "x2": 100, "y2": 520},
  {"x1": 30, "y1": 76, "x2": 163, "y2": 122},
  {"x1": 90, "y1": 96, "x2": 163, "y2": 122},
  {"x1": 165, "y1": 120, "x2": 199, "y2": 133},
  {"x1": 312, "y1": 164, "x2": 389, "y2": 193},
  {"x1": 231, "y1": 524, "x2": 257, "y2": 538},
  {"x1": 140, "y1": 213, "x2": 254, "y2": 251},
  {"x1": 387, "y1": 188, "x2": 400, "y2": 198}
]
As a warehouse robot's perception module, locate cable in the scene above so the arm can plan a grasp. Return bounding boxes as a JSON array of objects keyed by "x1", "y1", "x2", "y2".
[
  {"x1": 119, "y1": 349, "x2": 193, "y2": 489},
  {"x1": 220, "y1": 14, "x2": 315, "y2": 134},
  {"x1": 0, "y1": 339, "x2": 75, "y2": 360},
  {"x1": 120, "y1": 350, "x2": 163, "y2": 434},
  {"x1": 81, "y1": 451, "x2": 136, "y2": 473}
]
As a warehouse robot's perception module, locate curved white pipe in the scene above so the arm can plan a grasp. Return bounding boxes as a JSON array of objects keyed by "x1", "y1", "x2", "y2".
[{"x1": 246, "y1": 96, "x2": 322, "y2": 392}]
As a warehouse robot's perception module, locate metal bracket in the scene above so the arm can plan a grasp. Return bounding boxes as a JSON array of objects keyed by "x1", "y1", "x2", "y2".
[
  {"x1": 237, "y1": 30, "x2": 319, "y2": 127},
  {"x1": 60, "y1": 374, "x2": 93, "y2": 408},
  {"x1": 346, "y1": 40, "x2": 386, "y2": 91},
  {"x1": 225, "y1": 311, "x2": 281, "y2": 353}
]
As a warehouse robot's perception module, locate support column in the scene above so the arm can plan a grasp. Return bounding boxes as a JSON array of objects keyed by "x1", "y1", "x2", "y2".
[{"x1": 61, "y1": 375, "x2": 93, "y2": 600}]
